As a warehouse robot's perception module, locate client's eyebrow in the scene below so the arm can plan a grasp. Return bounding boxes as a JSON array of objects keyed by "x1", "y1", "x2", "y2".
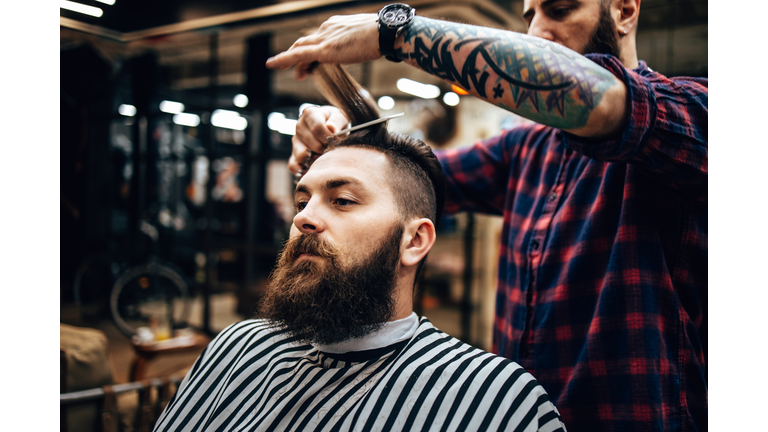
[{"x1": 294, "y1": 176, "x2": 367, "y2": 195}]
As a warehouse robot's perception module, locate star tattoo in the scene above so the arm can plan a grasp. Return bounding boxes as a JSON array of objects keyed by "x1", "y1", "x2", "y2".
[{"x1": 493, "y1": 83, "x2": 504, "y2": 99}]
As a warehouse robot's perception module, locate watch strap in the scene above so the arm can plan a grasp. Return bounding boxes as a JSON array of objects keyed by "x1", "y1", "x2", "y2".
[{"x1": 379, "y1": 23, "x2": 402, "y2": 62}]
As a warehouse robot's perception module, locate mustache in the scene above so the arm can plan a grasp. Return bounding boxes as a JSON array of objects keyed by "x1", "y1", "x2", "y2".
[
  {"x1": 259, "y1": 223, "x2": 404, "y2": 345},
  {"x1": 279, "y1": 233, "x2": 339, "y2": 263}
]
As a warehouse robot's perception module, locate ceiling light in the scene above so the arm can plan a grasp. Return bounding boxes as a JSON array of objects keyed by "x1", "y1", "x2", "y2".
[
  {"x1": 118, "y1": 104, "x2": 136, "y2": 117},
  {"x1": 396, "y1": 78, "x2": 440, "y2": 99},
  {"x1": 233, "y1": 94, "x2": 248, "y2": 108},
  {"x1": 267, "y1": 112, "x2": 297, "y2": 136},
  {"x1": 94, "y1": 0, "x2": 115, "y2": 4},
  {"x1": 212, "y1": 109, "x2": 247, "y2": 131},
  {"x1": 378, "y1": 96, "x2": 395, "y2": 111},
  {"x1": 173, "y1": 113, "x2": 200, "y2": 127},
  {"x1": 443, "y1": 92, "x2": 460, "y2": 107},
  {"x1": 160, "y1": 100, "x2": 185, "y2": 114},
  {"x1": 60, "y1": 0, "x2": 103, "y2": 17}
]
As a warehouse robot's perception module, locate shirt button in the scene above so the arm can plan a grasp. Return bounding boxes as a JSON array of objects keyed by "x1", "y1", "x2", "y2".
[
  {"x1": 531, "y1": 240, "x2": 540, "y2": 250},
  {"x1": 549, "y1": 193, "x2": 557, "y2": 202}
]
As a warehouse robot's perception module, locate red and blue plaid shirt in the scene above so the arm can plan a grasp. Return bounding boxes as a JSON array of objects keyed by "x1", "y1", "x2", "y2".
[{"x1": 435, "y1": 54, "x2": 707, "y2": 431}]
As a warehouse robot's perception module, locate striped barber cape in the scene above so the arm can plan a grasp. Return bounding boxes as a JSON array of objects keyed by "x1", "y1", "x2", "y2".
[{"x1": 153, "y1": 317, "x2": 567, "y2": 431}]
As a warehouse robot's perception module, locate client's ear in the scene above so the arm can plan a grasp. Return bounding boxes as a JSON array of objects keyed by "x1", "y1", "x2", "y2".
[{"x1": 401, "y1": 218, "x2": 436, "y2": 267}]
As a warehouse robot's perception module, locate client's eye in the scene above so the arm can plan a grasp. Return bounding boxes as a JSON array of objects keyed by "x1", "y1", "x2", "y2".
[
  {"x1": 335, "y1": 198, "x2": 354, "y2": 207},
  {"x1": 296, "y1": 201, "x2": 308, "y2": 211}
]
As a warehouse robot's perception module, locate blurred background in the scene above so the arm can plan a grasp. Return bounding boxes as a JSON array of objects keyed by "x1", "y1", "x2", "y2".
[{"x1": 59, "y1": 0, "x2": 707, "y2": 391}]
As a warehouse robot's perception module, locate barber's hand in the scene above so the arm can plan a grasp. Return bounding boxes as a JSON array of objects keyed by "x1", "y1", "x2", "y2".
[
  {"x1": 266, "y1": 14, "x2": 381, "y2": 80},
  {"x1": 289, "y1": 106, "x2": 350, "y2": 175}
]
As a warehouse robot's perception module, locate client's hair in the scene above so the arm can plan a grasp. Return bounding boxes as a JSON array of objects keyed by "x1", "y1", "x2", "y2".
[{"x1": 312, "y1": 64, "x2": 445, "y2": 223}]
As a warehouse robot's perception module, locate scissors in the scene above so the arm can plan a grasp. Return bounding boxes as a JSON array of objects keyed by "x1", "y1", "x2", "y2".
[
  {"x1": 294, "y1": 112, "x2": 404, "y2": 184},
  {"x1": 331, "y1": 112, "x2": 404, "y2": 136}
]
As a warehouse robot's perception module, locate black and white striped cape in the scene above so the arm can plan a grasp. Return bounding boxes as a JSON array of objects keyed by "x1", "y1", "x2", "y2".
[{"x1": 154, "y1": 317, "x2": 566, "y2": 431}]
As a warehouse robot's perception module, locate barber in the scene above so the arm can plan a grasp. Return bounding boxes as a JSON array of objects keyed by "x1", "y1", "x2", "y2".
[{"x1": 267, "y1": 1, "x2": 708, "y2": 430}]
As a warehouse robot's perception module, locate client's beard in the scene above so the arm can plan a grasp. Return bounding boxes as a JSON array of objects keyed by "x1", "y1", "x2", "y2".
[
  {"x1": 258, "y1": 224, "x2": 404, "y2": 345},
  {"x1": 583, "y1": 3, "x2": 621, "y2": 58}
]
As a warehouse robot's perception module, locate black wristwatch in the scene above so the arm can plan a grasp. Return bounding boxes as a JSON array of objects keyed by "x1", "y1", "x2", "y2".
[{"x1": 377, "y1": 3, "x2": 415, "y2": 63}]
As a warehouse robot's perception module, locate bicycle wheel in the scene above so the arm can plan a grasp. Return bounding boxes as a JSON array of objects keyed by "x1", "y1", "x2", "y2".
[{"x1": 110, "y1": 261, "x2": 191, "y2": 339}]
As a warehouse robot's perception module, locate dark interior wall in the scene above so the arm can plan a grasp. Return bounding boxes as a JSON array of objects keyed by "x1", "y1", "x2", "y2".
[{"x1": 61, "y1": 45, "x2": 115, "y2": 296}]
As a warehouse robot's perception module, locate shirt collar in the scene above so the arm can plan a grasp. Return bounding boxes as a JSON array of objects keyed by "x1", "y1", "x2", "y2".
[
  {"x1": 635, "y1": 59, "x2": 652, "y2": 74},
  {"x1": 312, "y1": 312, "x2": 419, "y2": 354}
]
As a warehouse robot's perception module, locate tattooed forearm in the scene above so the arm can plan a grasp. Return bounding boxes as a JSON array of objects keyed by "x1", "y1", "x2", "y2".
[{"x1": 397, "y1": 17, "x2": 620, "y2": 131}]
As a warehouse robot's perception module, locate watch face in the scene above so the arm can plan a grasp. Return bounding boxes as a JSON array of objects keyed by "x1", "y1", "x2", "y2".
[
  {"x1": 382, "y1": 5, "x2": 413, "y2": 27},
  {"x1": 384, "y1": 9, "x2": 409, "y2": 25}
]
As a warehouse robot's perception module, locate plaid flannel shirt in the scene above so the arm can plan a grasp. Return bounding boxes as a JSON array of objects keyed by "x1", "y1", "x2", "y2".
[{"x1": 435, "y1": 55, "x2": 707, "y2": 432}]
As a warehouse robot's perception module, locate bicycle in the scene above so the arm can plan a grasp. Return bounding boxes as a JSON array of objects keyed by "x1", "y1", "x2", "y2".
[{"x1": 109, "y1": 220, "x2": 192, "y2": 340}]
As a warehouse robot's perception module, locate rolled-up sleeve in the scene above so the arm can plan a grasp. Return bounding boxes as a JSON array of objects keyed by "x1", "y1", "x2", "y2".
[{"x1": 563, "y1": 54, "x2": 708, "y2": 203}]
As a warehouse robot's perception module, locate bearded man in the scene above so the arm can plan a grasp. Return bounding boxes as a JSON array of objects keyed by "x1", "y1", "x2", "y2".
[
  {"x1": 153, "y1": 65, "x2": 567, "y2": 432},
  {"x1": 268, "y1": 1, "x2": 708, "y2": 431}
]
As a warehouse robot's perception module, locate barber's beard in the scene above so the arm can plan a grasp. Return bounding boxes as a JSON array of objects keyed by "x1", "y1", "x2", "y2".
[
  {"x1": 583, "y1": 4, "x2": 621, "y2": 57},
  {"x1": 258, "y1": 224, "x2": 404, "y2": 345}
]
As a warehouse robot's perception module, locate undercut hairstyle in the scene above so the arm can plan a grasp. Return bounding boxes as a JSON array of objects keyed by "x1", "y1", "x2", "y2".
[{"x1": 311, "y1": 63, "x2": 446, "y2": 223}]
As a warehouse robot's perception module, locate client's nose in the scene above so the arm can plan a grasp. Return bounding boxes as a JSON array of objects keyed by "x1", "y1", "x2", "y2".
[{"x1": 293, "y1": 202, "x2": 325, "y2": 234}]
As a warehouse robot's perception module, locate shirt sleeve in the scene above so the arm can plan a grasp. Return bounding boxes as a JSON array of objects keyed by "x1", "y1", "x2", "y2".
[
  {"x1": 562, "y1": 54, "x2": 708, "y2": 203},
  {"x1": 436, "y1": 125, "x2": 547, "y2": 216}
]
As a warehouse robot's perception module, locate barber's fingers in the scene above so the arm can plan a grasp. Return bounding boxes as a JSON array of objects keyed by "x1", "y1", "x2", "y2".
[
  {"x1": 289, "y1": 106, "x2": 350, "y2": 176},
  {"x1": 295, "y1": 62, "x2": 315, "y2": 81},
  {"x1": 289, "y1": 34, "x2": 318, "y2": 50},
  {"x1": 267, "y1": 45, "x2": 319, "y2": 72},
  {"x1": 266, "y1": 14, "x2": 380, "y2": 72},
  {"x1": 287, "y1": 147, "x2": 305, "y2": 176},
  {"x1": 294, "y1": 107, "x2": 330, "y2": 154},
  {"x1": 267, "y1": 32, "x2": 331, "y2": 72},
  {"x1": 299, "y1": 106, "x2": 349, "y2": 151},
  {"x1": 290, "y1": 136, "x2": 310, "y2": 175},
  {"x1": 291, "y1": 110, "x2": 339, "y2": 159},
  {"x1": 321, "y1": 106, "x2": 351, "y2": 135},
  {"x1": 271, "y1": 25, "x2": 333, "y2": 71}
]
